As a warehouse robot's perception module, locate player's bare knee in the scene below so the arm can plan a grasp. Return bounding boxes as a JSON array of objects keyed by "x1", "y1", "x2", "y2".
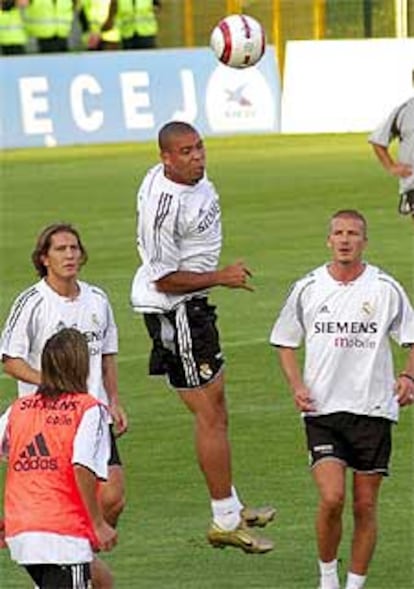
[
  {"x1": 353, "y1": 497, "x2": 377, "y2": 521},
  {"x1": 91, "y1": 558, "x2": 114, "y2": 589},
  {"x1": 196, "y1": 406, "x2": 228, "y2": 434},
  {"x1": 320, "y1": 491, "x2": 345, "y2": 516}
]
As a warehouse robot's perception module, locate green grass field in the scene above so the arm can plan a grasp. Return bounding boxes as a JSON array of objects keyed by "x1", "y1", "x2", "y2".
[{"x1": 0, "y1": 134, "x2": 413, "y2": 588}]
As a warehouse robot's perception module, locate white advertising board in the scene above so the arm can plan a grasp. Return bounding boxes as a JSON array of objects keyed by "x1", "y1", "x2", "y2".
[{"x1": 282, "y1": 38, "x2": 414, "y2": 133}]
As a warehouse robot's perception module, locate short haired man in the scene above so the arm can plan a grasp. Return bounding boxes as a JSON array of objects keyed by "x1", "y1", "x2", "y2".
[
  {"x1": 369, "y1": 97, "x2": 414, "y2": 221},
  {"x1": 270, "y1": 210, "x2": 414, "y2": 589},
  {"x1": 0, "y1": 223, "x2": 127, "y2": 528},
  {"x1": 130, "y1": 121, "x2": 275, "y2": 553},
  {"x1": 0, "y1": 328, "x2": 117, "y2": 588}
]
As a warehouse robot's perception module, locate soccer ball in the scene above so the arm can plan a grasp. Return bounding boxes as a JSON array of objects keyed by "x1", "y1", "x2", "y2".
[{"x1": 210, "y1": 14, "x2": 266, "y2": 69}]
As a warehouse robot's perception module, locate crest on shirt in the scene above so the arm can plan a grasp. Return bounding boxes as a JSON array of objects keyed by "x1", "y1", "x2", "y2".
[
  {"x1": 91, "y1": 313, "x2": 100, "y2": 326},
  {"x1": 362, "y1": 302, "x2": 374, "y2": 315},
  {"x1": 56, "y1": 321, "x2": 67, "y2": 332},
  {"x1": 199, "y1": 363, "x2": 213, "y2": 380}
]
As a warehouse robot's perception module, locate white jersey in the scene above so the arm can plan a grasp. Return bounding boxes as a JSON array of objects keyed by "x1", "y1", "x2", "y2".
[
  {"x1": 0, "y1": 403, "x2": 109, "y2": 564},
  {"x1": 270, "y1": 263, "x2": 414, "y2": 421},
  {"x1": 0, "y1": 279, "x2": 118, "y2": 404},
  {"x1": 369, "y1": 97, "x2": 414, "y2": 194},
  {"x1": 130, "y1": 163, "x2": 222, "y2": 313}
]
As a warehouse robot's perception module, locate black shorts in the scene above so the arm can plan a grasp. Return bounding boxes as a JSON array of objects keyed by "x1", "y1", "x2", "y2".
[
  {"x1": 143, "y1": 298, "x2": 224, "y2": 390},
  {"x1": 25, "y1": 563, "x2": 91, "y2": 589},
  {"x1": 109, "y1": 425, "x2": 122, "y2": 466},
  {"x1": 305, "y1": 412, "x2": 392, "y2": 475},
  {"x1": 398, "y1": 190, "x2": 414, "y2": 215}
]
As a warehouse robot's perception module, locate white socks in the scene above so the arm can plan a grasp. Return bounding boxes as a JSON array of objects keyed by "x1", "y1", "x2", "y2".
[
  {"x1": 345, "y1": 572, "x2": 366, "y2": 589},
  {"x1": 211, "y1": 488, "x2": 243, "y2": 531},
  {"x1": 211, "y1": 495, "x2": 241, "y2": 530},
  {"x1": 318, "y1": 563, "x2": 366, "y2": 589},
  {"x1": 319, "y1": 559, "x2": 340, "y2": 589},
  {"x1": 231, "y1": 485, "x2": 244, "y2": 511}
]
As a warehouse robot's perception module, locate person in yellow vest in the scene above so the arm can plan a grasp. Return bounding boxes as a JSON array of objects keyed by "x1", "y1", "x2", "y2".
[
  {"x1": 0, "y1": 0, "x2": 28, "y2": 55},
  {"x1": 0, "y1": 328, "x2": 117, "y2": 589},
  {"x1": 79, "y1": 0, "x2": 120, "y2": 51},
  {"x1": 24, "y1": 0, "x2": 77, "y2": 53},
  {"x1": 106, "y1": 0, "x2": 160, "y2": 50}
]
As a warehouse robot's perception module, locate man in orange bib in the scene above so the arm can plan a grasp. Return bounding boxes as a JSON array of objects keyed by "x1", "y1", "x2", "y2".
[{"x1": 0, "y1": 328, "x2": 117, "y2": 589}]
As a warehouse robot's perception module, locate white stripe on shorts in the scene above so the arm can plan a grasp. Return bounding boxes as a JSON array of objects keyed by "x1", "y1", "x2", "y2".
[
  {"x1": 71, "y1": 564, "x2": 88, "y2": 589},
  {"x1": 176, "y1": 304, "x2": 200, "y2": 387}
]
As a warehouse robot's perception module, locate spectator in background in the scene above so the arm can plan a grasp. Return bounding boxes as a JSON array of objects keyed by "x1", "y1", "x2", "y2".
[
  {"x1": 107, "y1": 0, "x2": 160, "y2": 50},
  {"x1": 0, "y1": 0, "x2": 28, "y2": 56},
  {"x1": 369, "y1": 97, "x2": 414, "y2": 223},
  {"x1": 79, "y1": 0, "x2": 120, "y2": 51},
  {"x1": 24, "y1": 0, "x2": 77, "y2": 53},
  {"x1": 0, "y1": 328, "x2": 117, "y2": 589}
]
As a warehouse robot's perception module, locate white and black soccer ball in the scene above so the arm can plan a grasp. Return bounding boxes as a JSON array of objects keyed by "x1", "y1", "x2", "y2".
[{"x1": 210, "y1": 13, "x2": 266, "y2": 69}]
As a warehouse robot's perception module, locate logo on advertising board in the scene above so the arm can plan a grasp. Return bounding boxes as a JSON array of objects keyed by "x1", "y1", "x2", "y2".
[{"x1": 205, "y1": 64, "x2": 276, "y2": 133}]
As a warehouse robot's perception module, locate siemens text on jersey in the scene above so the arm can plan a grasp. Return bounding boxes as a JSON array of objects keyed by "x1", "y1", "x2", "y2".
[{"x1": 314, "y1": 321, "x2": 378, "y2": 334}]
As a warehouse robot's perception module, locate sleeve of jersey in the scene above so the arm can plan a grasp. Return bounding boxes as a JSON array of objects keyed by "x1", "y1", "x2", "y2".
[
  {"x1": 368, "y1": 105, "x2": 401, "y2": 146},
  {"x1": 0, "y1": 293, "x2": 35, "y2": 360},
  {"x1": 0, "y1": 407, "x2": 11, "y2": 458},
  {"x1": 102, "y1": 301, "x2": 118, "y2": 355},
  {"x1": 269, "y1": 284, "x2": 304, "y2": 348},
  {"x1": 389, "y1": 285, "x2": 414, "y2": 346},
  {"x1": 72, "y1": 405, "x2": 110, "y2": 480},
  {"x1": 146, "y1": 198, "x2": 182, "y2": 282}
]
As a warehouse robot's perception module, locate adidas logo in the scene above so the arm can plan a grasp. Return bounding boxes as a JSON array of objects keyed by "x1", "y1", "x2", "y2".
[
  {"x1": 13, "y1": 432, "x2": 58, "y2": 472},
  {"x1": 319, "y1": 305, "x2": 330, "y2": 313}
]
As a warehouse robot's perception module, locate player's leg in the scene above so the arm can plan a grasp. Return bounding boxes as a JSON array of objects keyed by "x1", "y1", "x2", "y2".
[
  {"x1": 90, "y1": 557, "x2": 114, "y2": 589},
  {"x1": 176, "y1": 301, "x2": 274, "y2": 550},
  {"x1": 343, "y1": 472, "x2": 383, "y2": 589},
  {"x1": 196, "y1": 386, "x2": 276, "y2": 528},
  {"x1": 312, "y1": 460, "x2": 346, "y2": 589},
  {"x1": 312, "y1": 460, "x2": 346, "y2": 562},
  {"x1": 344, "y1": 416, "x2": 390, "y2": 589},
  {"x1": 99, "y1": 429, "x2": 125, "y2": 527},
  {"x1": 179, "y1": 372, "x2": 231, "y2": 499},
  {"x1": 179, "y1": 374, "x2": 273, "y2": 553},
  {"x1": 147, "y1": 299, "x2": 274, "y2": 552},
  {"x1": 100, "y1": 465, "x2": 125, "y2": 528},
  {"x1": 305, "y1": 415, "x2": 347, "y2": 589}
]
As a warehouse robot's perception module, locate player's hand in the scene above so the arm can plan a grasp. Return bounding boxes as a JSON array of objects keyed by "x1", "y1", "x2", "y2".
[
  {"x1": 394, "y1": 374, "x2": 414, "y2": 407},
  {"x1": 94, "y1": 520, "x2": 118, "y2": 552},
  {"x1": 219, "y1": 260, "x2": 254, "y2": 291},
  {"x1": 109, "y1": 403, "x2": 128, "y2": 437},
  {"x1": 0, "y1": 517, "x2": 6, "y2": 549},
  {"x1": 293, "y1": 385, "x2": 316, "y2": 412},
  {"x1": 391, "y1": 162, "x2": 412, "y2": 179}
]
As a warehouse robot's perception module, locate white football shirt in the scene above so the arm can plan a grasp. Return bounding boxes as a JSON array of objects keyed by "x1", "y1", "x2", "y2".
[
  {"x1": 0, "y1": 279, "x2": 118, "y2": 404},
  {"x1": 130, "y1": 163, "x2": 222, "y2": 312},
  {"x1": 0, "y1": 402, "x2": 110, "y2": 564},
  {"x1": 270, "y1": 263, "x2": 414, "y2": 421},
  {"x1": 369, "y1": 97, "x2": 414, "y2": 194}
]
